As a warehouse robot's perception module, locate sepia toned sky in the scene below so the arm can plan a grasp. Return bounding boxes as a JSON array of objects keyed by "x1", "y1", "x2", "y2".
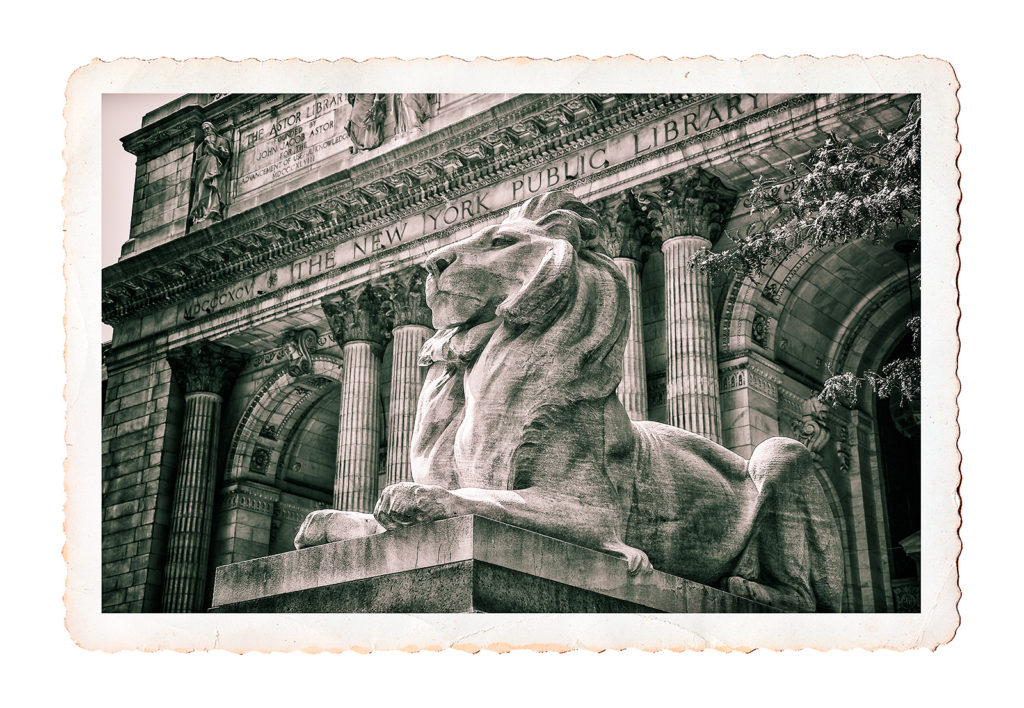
[
  {"x1": 102, "y1": 93, "x2": 179, "y2": 268},
  {"x1": 102, "y1": 94, "x2": 179, "y2": 340}
]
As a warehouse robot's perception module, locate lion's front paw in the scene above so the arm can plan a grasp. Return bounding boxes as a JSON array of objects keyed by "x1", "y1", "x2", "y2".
[
  {"x1": 724, "y1": 576, "x2": 773, "y2": 606},
  {"x1": 374, "y1": 482, "x2": 458, "y2": 529}
]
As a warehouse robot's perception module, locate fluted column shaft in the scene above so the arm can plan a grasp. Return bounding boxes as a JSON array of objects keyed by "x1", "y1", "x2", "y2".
[
  {"x1": 335, "y1": 340, "x2": 382, "y2": 511},
  {"x1": 162, "y1": 341, "x2": 241, "y2": 613},
  {"x1": 323, "y1": 284, "x2": 392, "y2": 512},
  {"x1": 162, "y1": 392, "x2": 222, "y2": 612},
  {"x1": 663, "y1": 235, "x2": 722, "y2": 442},
  {"x1": 613, "y1": 257, "x2": 648, "y2": 421},
  {"x1": 385, "y1": 324, "x2": 431, "y2": 485}
]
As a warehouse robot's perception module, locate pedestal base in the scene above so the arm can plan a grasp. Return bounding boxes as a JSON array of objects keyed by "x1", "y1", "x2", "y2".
[{"x1": 210, "y1": 515, "x2": 776, "y2": 613}]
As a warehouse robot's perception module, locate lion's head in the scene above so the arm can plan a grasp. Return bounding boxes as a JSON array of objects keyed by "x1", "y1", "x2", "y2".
[
  {"x1": 413, "y1": 190, "x2": 633, "y2": 492},
  {"x1": 424, "y1": 191, "x2": 611, "y2": 331}
]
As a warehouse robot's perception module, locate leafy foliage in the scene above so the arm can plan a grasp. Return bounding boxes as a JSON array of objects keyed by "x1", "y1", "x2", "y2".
[{"x1": 690, "y1": 97, "x2": 922, "y2": 408}]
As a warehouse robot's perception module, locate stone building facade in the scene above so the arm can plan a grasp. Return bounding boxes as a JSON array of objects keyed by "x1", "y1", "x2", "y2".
[{"x1": 102, "y1": 92, "x2": 920, "y2": 613}]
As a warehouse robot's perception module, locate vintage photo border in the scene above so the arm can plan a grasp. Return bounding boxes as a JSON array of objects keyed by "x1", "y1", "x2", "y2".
[{"x1": 65, "y1": 56, "x2": 961, "y2": 651}]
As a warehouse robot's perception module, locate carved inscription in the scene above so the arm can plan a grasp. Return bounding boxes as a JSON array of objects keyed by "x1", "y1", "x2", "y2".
[
  {"x1": 176, "y1": 94, "x2": 776, "y2": 325},
  {"x1": 235, "y1": 94, "x2": 352, "y2": 196}
]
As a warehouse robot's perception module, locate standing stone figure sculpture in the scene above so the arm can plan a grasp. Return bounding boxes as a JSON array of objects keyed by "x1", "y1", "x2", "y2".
[
  {"x1": 297, "y1": 190, "x2": 844, "y2": 612},
  {"x1": 346, "y1": 94, "x2": 438, "y2": 151},
  {"x1": 188, "y1": 121, "x2": 231, "y2": 225}
]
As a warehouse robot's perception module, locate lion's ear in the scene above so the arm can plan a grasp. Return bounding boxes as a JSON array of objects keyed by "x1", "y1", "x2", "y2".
[{"x1": 497, "y1": 238, "x2": 577, "y2": 327}]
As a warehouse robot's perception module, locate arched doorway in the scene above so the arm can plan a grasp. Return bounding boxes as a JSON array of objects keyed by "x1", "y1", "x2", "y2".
[{"x1": 210, "y1": 355, "x2": 345, "y2": 569}]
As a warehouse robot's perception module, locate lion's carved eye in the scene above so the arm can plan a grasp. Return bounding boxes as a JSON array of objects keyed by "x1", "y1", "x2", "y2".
[{"x1": 490, "y1": 234, "x2": 518, "y2": 249}]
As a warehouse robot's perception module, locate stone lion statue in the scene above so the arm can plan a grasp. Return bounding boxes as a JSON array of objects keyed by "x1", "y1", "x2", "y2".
[{"x1": 297, "y1": 190, "x2": 844, "y2": 612}]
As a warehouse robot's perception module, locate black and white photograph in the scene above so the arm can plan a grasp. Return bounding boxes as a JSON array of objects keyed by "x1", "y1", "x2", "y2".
[{"x1": 65, "y1": 58, "x2": 960, "y2": 652}]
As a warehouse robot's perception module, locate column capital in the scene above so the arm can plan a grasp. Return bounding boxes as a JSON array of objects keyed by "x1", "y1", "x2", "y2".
[
  {"x1": 322, "y1": 283, "x2": 393, "y2": 349},
  {"x1": 590, "y1": 190, "x2": 657, "y2": 262},
  {"x1": 384, "y1": 266, "x2": 433, "y2": 328},
  {"x1": 168, "y1": 341, "x2": 244, "y2": 396},
  {"x1": 638, "y1": 168, "x2": 737, "y2": 245}
]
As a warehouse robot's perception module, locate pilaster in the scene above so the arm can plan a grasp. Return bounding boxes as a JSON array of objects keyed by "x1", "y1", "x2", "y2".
[{"x1": 717, "y1": 351, "x2": 783, "y2": 458}]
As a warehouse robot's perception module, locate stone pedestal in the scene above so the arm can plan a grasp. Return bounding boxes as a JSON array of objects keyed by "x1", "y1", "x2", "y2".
[{"x1": 210, "y1": 516, "x2": 776, "y2": 613}]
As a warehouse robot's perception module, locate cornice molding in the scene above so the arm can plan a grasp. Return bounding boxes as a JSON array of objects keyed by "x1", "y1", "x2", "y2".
[
  {"x1": 103, "y1": 92, "x2": 837, "y2": 327},
  {"x1": 103, "y1": 94, "x2": 706, "y2": 324}
]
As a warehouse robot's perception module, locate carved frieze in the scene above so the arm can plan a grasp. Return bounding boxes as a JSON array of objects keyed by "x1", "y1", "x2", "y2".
[
  {"x1": 321, "y1": 283, "x2": 393, "y2": 349},
  {"x1": 639, "y1": 168, "x2": 738, "y2": 244},
  {"x1": 104, "y1": 93, "x2": 808, "y2": 326},
  {"x1": 219, "y1": 483, "x2": 280, "y2": 515},
  {"x1": 167, "y1": 341, "x2": 244, "y2": 396}
]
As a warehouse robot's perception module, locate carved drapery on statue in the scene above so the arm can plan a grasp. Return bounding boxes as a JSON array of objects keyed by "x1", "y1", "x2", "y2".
[
  {"x1": 346, "y1": 94, "x2": 439, "y2": 152},
  {"x1": 296, "y1": 189, "x2": 844, "y2": 612},
  {"x1": 188, "y1": 121, "x2": 232, "y2": 227},
  {"x1": 163, "y1": 341, "x2": 243, "y2": 612}
]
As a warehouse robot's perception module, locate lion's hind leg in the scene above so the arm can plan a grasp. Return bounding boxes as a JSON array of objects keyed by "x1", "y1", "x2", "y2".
[{"x1": 722, "y1": 437, "x2": 843, "y2": 612}]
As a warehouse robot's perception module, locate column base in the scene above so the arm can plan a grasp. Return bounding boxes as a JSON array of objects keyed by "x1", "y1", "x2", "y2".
[{"x1": 210, "y1": 516, "x2": 776, "y2": 613}]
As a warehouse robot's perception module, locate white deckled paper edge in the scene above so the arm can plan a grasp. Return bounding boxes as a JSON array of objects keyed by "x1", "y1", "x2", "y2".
[{"x1": 64, "y1": 56, "x2": 961, "y2": 652}]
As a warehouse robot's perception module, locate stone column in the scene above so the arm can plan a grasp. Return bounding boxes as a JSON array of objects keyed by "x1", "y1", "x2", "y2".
[
  {"x1": 322, "y1": 284, "x2": 392, "y2": 512},
  {"x1": 162, "y1": 341, "x2": 242, "y2": 613},
  {"x1": 645, "y1": 169, "x2": 736, "y2": 443},
  {"x1": 593, "y1": 191, "x2": 656, "y2": 421},
  {"x1": 383, "y1": 266, "x2": 434, "y2": 485}
]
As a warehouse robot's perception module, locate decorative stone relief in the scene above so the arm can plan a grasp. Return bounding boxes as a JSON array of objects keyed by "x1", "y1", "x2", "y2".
[
  {"x1": 167, "y1": 341, "x2": 244, "y2": 396},
  {"x1": 762, "y1": 282, "x2": 782, "y2": 304},
  {"x1": 219, "y1": 483, "x2": 279, "y2": 515},
  {"x1": 321, "y1": 283, "x2": 393, "y2": 350},
  {"x1": 282, "y1": 328, "x2": 319, "y2": 377},
  {"x1": 346, "y1": 94, "x2": 438, "y2": 152},
  {"x1": 752, "y1": 312, "x2": 771, "y2": 348},
  {"x1": 188, "y1": 121, "x2": 232, "y2": 228},
  {"x1": 249, "y1": 447, "x2": 271, "y2": 475},
  {"x1": 793, "y1": 397, "x2": 831, "y2": 458}
]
